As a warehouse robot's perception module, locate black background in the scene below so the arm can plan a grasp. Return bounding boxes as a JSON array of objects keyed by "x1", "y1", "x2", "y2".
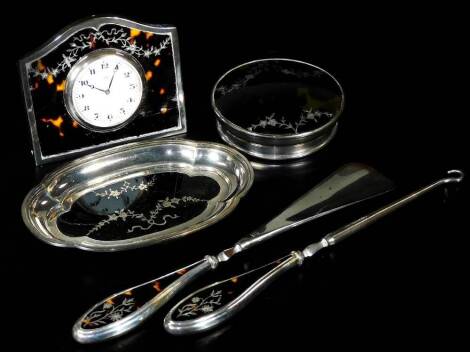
[{"x1": 2, "y1": 3, "x2": 468, "y2": 350}]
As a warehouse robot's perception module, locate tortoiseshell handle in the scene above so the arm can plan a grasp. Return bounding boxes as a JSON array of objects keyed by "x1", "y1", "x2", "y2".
[
  {"x1": 164, "y1": 253, "x2": 302, "y2": 334},
  {"x1": 73, "y1": 258, "x2": 212, "y2": 343},
  {"x1": 164, "y1": 169, "x2": 465, "y2": 335}
]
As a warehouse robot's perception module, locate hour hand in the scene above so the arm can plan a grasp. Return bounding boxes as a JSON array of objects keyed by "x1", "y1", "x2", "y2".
[{"x1": 86, "y1": 83, "x2": 107, "y2": 93}]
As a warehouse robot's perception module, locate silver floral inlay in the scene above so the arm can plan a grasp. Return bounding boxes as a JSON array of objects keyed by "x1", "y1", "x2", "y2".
[
  {"x1": 86, "y1": 196, "x2": 204, "y2": 236},
  {"x1": 216, "y1": 65, "x2": 264, "y2": 96},
  {"x1": 93, "y1": 176, "x2": 157, "y2": 199},
  {"x1": 215, "y1": 61, "x2": 324, "y2": 96},
  {"x1": 177, "y1": 290, "x2": 223, "y2": 318},
  {"x1": 279, "y1": 67, "x2": 323, "y2": 79},
  {"x1": 247, "y1": 108, "x2": 333, "y2": 134},
  {"x1": 28, "y1": 28, "x2": 171, "y2": 80},
  {"x1": 82, "y1": 297, "x2": 135, "y2": 327}
]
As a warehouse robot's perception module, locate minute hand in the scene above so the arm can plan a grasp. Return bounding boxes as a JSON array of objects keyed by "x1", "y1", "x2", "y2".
[{"x1": 107, "y1": 68, "x2": 117, "y2": 91}]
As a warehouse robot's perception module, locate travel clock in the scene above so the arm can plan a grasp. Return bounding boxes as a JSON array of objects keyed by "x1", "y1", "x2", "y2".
[
  {"x1": 64, "y1": 48, "x2": 146, "y2": 131},
  {"x1": 19, "y1": 17, "x2": 186, "y2": 165}
]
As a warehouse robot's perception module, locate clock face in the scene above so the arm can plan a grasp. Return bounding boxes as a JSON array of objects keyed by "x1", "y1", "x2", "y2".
[{"x1": 65, "y1": 49, "x2": 145, "y2": 131}]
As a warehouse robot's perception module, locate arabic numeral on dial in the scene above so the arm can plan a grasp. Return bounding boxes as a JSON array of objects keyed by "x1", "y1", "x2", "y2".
[
  {"x1": 76, "y1": 94, "x2": 85, "y2": 99},
  {"x1": 114, "y1": 64, "x2": 119, "y2": 70},
  {"x1": 120, "y1": 107, "x2": 126, "y2": 115},
  {"x1": 94, "y1": 113, "x2": 99, "y2": 119},
  {"x1": 83, "y1": 105, "x2": 90, "y2": 111},
  {"x1": 89, "y1": 68, "x2": 96, "y2": 75},
  {"x1": 128, "y1": 97, "x2": 134, "y2": 103},
  {"x1": 79, "y1": 80, "x2": 88, "y2": 86},
  {"x1": 124, "y1": 72, "x2": 130, "y2": 78},
  {"x1": 107, "y1": 114, "x2": 113, "y2": 120},
  {"x1": 129, "y1": 83, "x2": 136, "y2": 90},
  {"x1": 101, "y1": 62, "x2": 109, "y2": 69}
]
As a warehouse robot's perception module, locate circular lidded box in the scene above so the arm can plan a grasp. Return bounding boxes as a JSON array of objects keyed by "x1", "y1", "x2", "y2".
[{"x1": 212, "y1": 58, "x2": 344, "y2": 160}]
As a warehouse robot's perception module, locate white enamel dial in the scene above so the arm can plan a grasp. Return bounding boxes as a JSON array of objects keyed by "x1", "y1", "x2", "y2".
[{"x1": 65, "y1": 49, "x2": 145, "y2": 131}]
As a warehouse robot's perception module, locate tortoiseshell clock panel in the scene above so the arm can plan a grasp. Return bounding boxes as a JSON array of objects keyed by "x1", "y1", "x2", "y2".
[{"x1": 19, "y1": 17, "x2": 186, "y2": 165}]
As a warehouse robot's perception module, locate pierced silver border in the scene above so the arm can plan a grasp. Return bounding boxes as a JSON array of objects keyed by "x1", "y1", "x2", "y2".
[{"x1": 19, "y1": 16, "x2": 187, "y2": 165}]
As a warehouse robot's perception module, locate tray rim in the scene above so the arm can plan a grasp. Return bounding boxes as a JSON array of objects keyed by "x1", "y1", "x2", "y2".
[{"x1": 21, "y1": 139, "x2": 254, "y2": 251}]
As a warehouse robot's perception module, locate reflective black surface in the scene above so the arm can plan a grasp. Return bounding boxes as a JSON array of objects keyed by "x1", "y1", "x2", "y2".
[
  {"x1": 57, "y1": 173, "x2": 219, "y2": 241},
  {"x1": 3, "y1": 4, "x2": 468, "y2": 351},
  {"x1": 214, "y1": 59, "x2": 342, "y2": 134}
]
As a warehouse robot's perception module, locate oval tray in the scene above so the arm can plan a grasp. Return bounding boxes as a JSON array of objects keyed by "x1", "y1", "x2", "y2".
[{"x1": 22, "y1": 139, "x2": 254, "y2": 251}]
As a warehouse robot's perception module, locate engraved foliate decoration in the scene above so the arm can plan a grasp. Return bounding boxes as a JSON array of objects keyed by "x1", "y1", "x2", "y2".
[
  {"x1": 169, "y1": 257, "x2": 287, "y2": 322},
  {"x1": 19, "y1": 17, "x2": 186, "y2": 165},
  {"x1": 80, "y1": 260, "x2": 201, "y2": 329},
  {"x1": 22, "y1": 140, "x2": 254, "y2": 251},
  {"x1": 214, "y1": 59, "x2": 343, "y2": 135},
  {"x1": 57, "y1": 172, "x2": 220, "y2": 242}
]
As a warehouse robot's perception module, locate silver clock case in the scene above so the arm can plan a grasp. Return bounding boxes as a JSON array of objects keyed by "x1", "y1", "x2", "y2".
[
  {"x1": 19, "y1": 16, "x2": 187, "y2": 165},
  {"x1": 64, "y1": 48, "x2": 147, "y2": 133}
]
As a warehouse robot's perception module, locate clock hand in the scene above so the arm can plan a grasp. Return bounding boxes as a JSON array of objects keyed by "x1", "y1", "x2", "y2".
[
  {"x1": 86, "y1": 83, "x2": 107, "y2": 93},
  {"x1": 107, "y1": 67, "x2": 118, "y2": 91}
]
